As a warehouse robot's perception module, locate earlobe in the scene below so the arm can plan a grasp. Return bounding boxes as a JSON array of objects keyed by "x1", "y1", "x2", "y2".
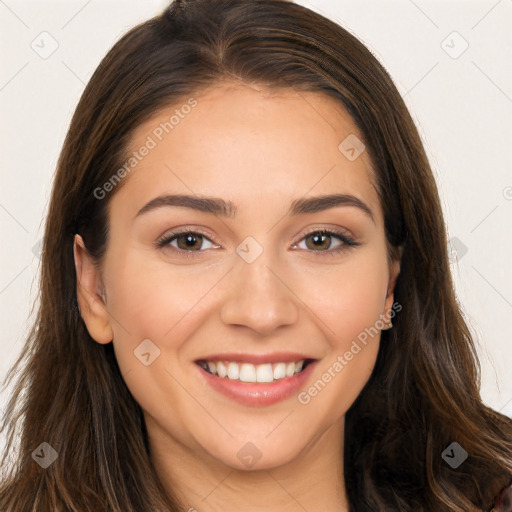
[{"x1": 73, "y1": 234, "x2": 113, "y2": 344}]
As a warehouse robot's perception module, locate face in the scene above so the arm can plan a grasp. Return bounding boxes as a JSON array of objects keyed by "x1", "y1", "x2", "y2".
[{"x1": 74, "y1": 81, "x2": 400, "y2": 472}]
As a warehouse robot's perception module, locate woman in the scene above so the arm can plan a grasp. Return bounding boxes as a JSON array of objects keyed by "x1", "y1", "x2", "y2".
[{"x1": 1, "y1": 0, "x2": 511, "y2": 510}]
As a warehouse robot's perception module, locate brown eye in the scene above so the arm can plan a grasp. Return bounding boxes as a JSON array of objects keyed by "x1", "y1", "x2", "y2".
[
  {"x1": 175, "y1": 233, "x2": 203, "y2": 251},
  {"x1": 293, "y1": 229, "x2": 359, "y2": 257},
  {"x1": 157, "y1": 231, "x2": 219, "y2": 252},
  {"x1": 304, "y1": 232, "x2": 335, "y2": 251}
]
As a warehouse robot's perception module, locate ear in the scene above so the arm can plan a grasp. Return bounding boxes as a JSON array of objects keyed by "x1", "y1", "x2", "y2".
[
  {"x1": 382, "y1": 248, "x2": 402, "y2": 324},
  {"x1": 73, "y1": 234, "x2": 113, "y2": 344}
]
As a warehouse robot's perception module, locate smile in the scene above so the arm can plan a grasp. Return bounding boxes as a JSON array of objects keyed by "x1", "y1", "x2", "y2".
[
  {"x1": 196, "y1": 359, "x2": 314, "y2": 383},
  {"x1": 194, "y1": 354, "x2": 318, "y2": 407}
]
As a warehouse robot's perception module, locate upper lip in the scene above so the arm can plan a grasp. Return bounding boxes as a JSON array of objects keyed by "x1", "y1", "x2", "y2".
[{"x1": 195, "y1": 352, "x2": 317, "y2": 365}]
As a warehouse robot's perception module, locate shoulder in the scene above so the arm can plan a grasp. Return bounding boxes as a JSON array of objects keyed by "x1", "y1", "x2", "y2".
[{"x1": 490, "y1": 478, "x2": 512, "y2": 512}]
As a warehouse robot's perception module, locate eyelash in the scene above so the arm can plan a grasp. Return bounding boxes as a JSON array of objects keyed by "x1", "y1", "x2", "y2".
[{"x1": 156, "y1": 227, "x2": 360, "y2": 258}]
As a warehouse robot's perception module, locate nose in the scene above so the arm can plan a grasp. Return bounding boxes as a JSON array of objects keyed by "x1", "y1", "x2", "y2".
[{"x1": 220, "y1": 253, "x2": 299, "y2": 336}]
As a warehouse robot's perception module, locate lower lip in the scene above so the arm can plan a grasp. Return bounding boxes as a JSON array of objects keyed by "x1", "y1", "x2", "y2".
[{"x1": 196, "y1": 362, "x2": 317, "y2": 407}]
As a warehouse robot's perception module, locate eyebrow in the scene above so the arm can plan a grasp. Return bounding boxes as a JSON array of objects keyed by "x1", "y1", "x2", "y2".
[{"x1": 135, "y1": 193, "x2": 374, "y2": 223}]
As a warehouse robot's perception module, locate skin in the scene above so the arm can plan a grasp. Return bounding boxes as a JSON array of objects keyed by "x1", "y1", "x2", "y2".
[{"x1": 74, "y1": 80, "x2": 401, "y2": 512}]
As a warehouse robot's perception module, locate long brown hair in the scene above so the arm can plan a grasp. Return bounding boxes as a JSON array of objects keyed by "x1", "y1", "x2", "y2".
[{"x1": 1, "y1": 0, "x2": 511, "y2": 510}]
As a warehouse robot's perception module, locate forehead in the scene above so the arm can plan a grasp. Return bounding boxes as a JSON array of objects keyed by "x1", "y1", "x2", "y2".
[{"x1": 111, "y1": 81, "x2": 382, "y2": 224}]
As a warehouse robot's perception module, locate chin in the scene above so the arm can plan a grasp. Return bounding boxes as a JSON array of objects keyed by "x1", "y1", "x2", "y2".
[{"x1": 202, "y1": 438, "x2": 305, "y2": 472}]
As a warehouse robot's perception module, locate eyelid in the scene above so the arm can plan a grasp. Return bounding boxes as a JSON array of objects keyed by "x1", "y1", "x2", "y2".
[
  {"x1": 292, "y1": 225, "x2": 355, "y2": 246},
  {"x1": 156, "y1": 226, "x2": 216, "y2": 243}
]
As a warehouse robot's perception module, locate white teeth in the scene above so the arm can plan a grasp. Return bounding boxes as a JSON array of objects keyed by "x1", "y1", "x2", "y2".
[
  {"x1": 285, "y1": 362, "x2": 295, "y2": 377},
  {"x1": 239, "y1": 363, "x2": 256, "y2": 383},
  {"x1": 217, "y1": 361, "x2": 227, "y2": 378},
  {"x1": 200, "y1": 359, "x2": 308, "y2": 382},
  {"x1": 273, "y1": 362, "x2": 286, "y2": 380},
  {"x1": 227, "y1": 362, "x2": 239, "y2": 380},
  {"x1": 256, "y1": 363, "x2": 274, "y2": 383}
]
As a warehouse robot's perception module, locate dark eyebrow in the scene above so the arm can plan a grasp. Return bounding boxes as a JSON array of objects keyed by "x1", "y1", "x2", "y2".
[
  {"x1": 136, "y1": 194, "x2": 237, "y2": 218},
  {"x1": 135, "y1": 193, "x2": 374, "y2": 223},
  {"x1": 289, "y1": 193, "x2": 374, "y2": 223}
]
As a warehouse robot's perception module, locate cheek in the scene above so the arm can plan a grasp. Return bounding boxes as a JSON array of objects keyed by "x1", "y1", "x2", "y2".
[
  {"x1": 335, "y1": 268, "x2": 387, "y2": 342},
  {"x1": 105, "y1": 247, "x2": 203, "y2": 326},
  {"x1": 291, "y1": 253, "x2": 388, "y2": 411},
  {"x1": 293, "y1": 252, "x2": 389, "y2": 344},
  {"x1": 102, "y1": 248, "x2": 230, "y2": 365}
]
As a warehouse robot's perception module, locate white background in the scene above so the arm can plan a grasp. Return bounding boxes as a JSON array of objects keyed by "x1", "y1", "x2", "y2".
[{"x1": 1, "y1": 0, "x2": 511, "y2": 425}]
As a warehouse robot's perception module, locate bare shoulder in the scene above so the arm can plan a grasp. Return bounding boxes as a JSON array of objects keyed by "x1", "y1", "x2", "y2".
[{"x1": 490, "y1": 478, "x2": 512, "y2": 512}]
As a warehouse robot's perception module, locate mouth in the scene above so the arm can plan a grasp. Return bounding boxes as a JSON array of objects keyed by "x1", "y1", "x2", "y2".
[
  {"x1": 194, "y1": 354, "x2": 318, "y2": 407},
  {"x1": 196, "y1": 358, "x2": 315, "y2": 383}
]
